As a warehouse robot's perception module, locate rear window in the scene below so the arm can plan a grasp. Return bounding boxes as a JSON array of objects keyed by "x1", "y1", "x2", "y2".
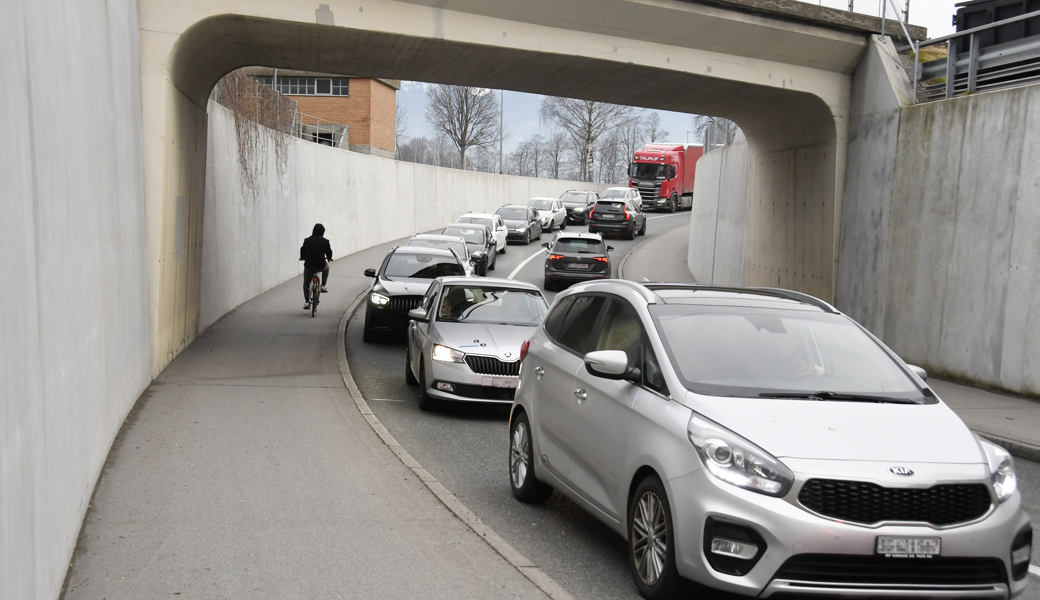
[
  {"x1": 601, "y1": 189, "x2": 629, "y2": 199},
  {"x1": 553, "y1": 238, "x2": 606, "y2": 254},
  {"x1": 595, "y1": 201, "x2": 626, "y2": 211}
]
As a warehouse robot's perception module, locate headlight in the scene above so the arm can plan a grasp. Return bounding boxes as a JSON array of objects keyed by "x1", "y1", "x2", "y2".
[
  {"x1": 980, "y1": 437, "x2": 1017, "y2": 503},
  {"x1": 688, "y1": 415, "x2": 794, "y2": 497},
  {"x1": 431, "y1": 344, "x2": 466, "y2": 363},
  {"x1": 370, "y1": 292, "x2": 390, "y2": 306}
]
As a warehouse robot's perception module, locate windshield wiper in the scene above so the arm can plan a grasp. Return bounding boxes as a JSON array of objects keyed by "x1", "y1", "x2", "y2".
[{"x1": 757, "y1": 391, "x2": 918, "y2": 404}]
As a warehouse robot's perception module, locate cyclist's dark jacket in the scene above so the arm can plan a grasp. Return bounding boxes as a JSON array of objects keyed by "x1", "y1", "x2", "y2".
[{"x1": 300, "y1": 223, "x2": 333, "y2": 269}]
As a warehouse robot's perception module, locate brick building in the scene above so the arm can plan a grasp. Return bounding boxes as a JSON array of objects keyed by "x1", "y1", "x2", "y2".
[{"x1": 246, "y1": 68, "x2": 399, "y2": 158}]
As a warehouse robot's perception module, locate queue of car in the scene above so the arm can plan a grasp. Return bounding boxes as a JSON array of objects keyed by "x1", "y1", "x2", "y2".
[{"x1": 361, "y1": 188, "x2": 1030, "y2": 600}]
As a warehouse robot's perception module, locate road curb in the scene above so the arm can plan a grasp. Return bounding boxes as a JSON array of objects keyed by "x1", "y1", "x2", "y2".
[{"x1": 336, "y1": 293, "x2": 574, "y2": 600}]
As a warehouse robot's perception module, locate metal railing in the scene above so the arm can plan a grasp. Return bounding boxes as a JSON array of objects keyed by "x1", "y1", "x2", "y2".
[
  {"x1": 291, "y1": 111, "x2": 349, "y2": 148},
  {"x1": 912, "y1": 10, "x2": 1040, "y2": 102}
]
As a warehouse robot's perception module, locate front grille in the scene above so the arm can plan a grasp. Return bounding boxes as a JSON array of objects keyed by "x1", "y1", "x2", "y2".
[
  {"x1": 388, "y1": 295, "x2": 422, "y2": 314},
  {"x1": 634, "y1": 185, "x2": 658, "y2": 202},
  {"x1": 465, "y1": 355, "x2": 520, "y2": 376},
  {"x1": 773, "y1": 554, "x2": 1006, "y2": 586},
  {"x1": 798, "y1": 479, "x2": 991, "y2": 526},
  {"x1": 449, "y1": 382, "x2": 516, "y2": 401}
]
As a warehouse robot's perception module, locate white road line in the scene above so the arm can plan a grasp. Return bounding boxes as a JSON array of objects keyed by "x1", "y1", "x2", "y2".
[
  {"x1": 1029, "y1": 563, "x2": 1040, "y2": 578},
  {"x1": 507, "y1": 246, "x2": 547, "y2": 280}
]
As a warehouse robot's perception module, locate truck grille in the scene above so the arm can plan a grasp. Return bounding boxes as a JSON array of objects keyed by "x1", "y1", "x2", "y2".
[
  {"x1": 465, "y1": 355, "x2": 521, "y2": 376},
  {"x1": 773, "y1": 554, "x2": 1005, "y2": 586},
  {"x1": 798, "y1": 479, "x2": 992, "y2": 526},
  {"x1": 634, "y1": 184, "x2": 658, "y2": 202}
]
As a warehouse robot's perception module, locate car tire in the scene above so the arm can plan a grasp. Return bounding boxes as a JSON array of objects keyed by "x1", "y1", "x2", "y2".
[
  {"x1": 639, "y1": 220, "x2": 647, "y2": 236},
  {"x1": 523, "y1": 231, "x2": 531, "y2": 245},
  {"x1": 418, "y1": 361, "x2": 437, "y2": 411},
  {"x1": 626, "y1": 225, "x2": 636, "y2": 240},
  {"x1": 628, "y1": 475, "x2": 682, "y2": 599},
  {"x1": 560, "y1": 220, "x2": 567, "y2": 230},
  {"x1": 668, "y1": 196, "x2": 677, "y2": 213},
  {"x1": 509, "y1": 411, "x2": 552, "y2": 503},
  {"x1": 543, "y1": 277, "x2": 554, "y2": 292}
]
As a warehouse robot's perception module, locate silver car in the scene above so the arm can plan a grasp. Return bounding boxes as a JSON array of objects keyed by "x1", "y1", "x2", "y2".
[
  {"x1": 509, "y1": 280, "x2": 1031, "y2": 599},
  {"x1": 406, "y1": 277, "x2": 549, "y2": 411}
]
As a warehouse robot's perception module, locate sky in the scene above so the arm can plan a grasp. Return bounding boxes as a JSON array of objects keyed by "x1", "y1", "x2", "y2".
[{"x1": 396, "y1": 1, "x2": 958, "y2": 153}]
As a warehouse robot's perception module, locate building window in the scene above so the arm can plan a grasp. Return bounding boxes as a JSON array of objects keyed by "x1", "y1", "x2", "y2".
[{"x1": 257, "y1": 76, "x2": 349, "y2": 96}]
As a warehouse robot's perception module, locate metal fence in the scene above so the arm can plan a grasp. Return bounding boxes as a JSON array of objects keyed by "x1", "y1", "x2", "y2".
[
  {"x1": 291, "y1": 111, "x2": 349, "y2": 148},
  {"x1": 908, "y1": 10, "x2": 1040, "y2": 102}
]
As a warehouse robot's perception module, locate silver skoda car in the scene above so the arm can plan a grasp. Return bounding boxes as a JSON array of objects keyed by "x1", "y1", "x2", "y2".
[
  {"x1": 406, "y1": 277, "x2": 549, "y2": 410},
  {"x1": 509, "y1": 280, "x2": 1031, "y2": 599}
]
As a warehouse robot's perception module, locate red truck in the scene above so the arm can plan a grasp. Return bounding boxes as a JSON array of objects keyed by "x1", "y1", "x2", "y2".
[{"x1": 628, "y1": 143, "x2": 703, "y2": 212}]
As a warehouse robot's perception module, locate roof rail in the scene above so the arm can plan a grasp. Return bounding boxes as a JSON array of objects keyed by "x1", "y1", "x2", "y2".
[{"x1": 641, "y1": 283, "x2": 838, "y2": 314}]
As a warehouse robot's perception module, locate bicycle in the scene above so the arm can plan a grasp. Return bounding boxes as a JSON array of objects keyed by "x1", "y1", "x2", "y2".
[{"x1": 308, "y1": 270, "x2": 321, "y2": 317}]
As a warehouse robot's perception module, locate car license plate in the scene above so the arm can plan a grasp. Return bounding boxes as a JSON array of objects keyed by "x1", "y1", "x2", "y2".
[
  {"x1": 482, "y1": 376, "x2": 517, "y2": 388},
  {"x1": 568, "y1": 263, "x2": 591, "y2": 270},
  {"x1": 601, "y1": 214, "x2": 619, "y2": 220},
  {"x1": 876, "y1": 536, "x2": 941, "y2": 558}
]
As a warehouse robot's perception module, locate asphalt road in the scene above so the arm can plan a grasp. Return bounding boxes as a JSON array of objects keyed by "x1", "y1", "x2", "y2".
[{"x1": 345, "y1": 212, "x2": 1040, "y2": 599}]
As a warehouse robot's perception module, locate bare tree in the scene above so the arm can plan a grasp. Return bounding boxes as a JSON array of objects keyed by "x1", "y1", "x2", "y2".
[
  {"x1": 645, "y1": 112, "x2": 669, "y2": 143},
  {"x1": 544, "y1": 130, "x2": 570, "y2": 179},
  {"x1": 426, "y1": 84, "x2": 499, "y2": 170},
  {"x1": 540, "y1": 97, "x2": 639, "y2": 182},
  {"x1": 691, "y1": 115, "x2": 739, "y2": 153},
  {"x1": 394, "y1": 99, "x2": 408, "y2": 159}
]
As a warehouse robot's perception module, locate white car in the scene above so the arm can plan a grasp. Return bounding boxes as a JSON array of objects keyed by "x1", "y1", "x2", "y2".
[
  {"x1": 526, "y1": 197, "x2": 567, "y2": 232},
  {"x1": 457, "y1": 212, "x2": 508, "y2": 254}
]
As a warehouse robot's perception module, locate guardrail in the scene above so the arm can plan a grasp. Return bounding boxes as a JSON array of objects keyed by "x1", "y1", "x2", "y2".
[
  {"x1": 911, "y1": 10, "x2": 1040, "y2": 102},
  {"x1": 291, "y1": 111, "x2": 349, "y2": 148}
]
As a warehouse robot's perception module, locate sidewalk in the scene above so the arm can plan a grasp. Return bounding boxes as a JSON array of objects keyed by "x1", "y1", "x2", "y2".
[
  {"x1": 62, "y1": 239, "x2": 560, "y2": 600},
  {"x1": 621, "y1": 221, "x2": 1040, "y2": 463}
]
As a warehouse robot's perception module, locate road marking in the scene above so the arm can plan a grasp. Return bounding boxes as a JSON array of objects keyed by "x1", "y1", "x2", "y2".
[
  {"x1": 507, "y1": 246, "x2": 547, "y2": 280},
  {"x1": 1030, "y1": 563, "x2": 1040, "y2": 578}
]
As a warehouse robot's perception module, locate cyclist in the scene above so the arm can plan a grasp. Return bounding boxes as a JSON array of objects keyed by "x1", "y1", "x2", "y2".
[{"x1": 300, "y1": 223, "x2": 333, "y2": 310}]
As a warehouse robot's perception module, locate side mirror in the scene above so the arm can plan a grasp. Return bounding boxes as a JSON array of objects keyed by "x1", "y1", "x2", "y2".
[
  {"x1": 364, "y1": 268, "x2": 376, "y2": 278},
  {"x1": 908, "y1": 364, "x2": 928, "y2": 381},
  {"x1": 541, "y1": 242, "x2": 550, "y2": 249},
  {"x1": 408, "y1": 308, "x2": 428, "y2": 322},
  {"x1": 607, "y1": 246, "x2": 614, "y2": 252},
  {"x1": 584, "y1": 350, "x2": 641, "y2": 382}
]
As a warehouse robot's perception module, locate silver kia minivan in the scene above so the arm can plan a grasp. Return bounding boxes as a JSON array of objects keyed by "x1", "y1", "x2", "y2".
[{"x1": 508, "y1": 280, "x2": 1031, "y2": 599}]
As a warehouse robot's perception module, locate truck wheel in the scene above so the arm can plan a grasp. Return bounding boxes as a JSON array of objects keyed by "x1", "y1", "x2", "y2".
[{"x1": 668, "y1": 196, "x2": 677, "y2": 213}]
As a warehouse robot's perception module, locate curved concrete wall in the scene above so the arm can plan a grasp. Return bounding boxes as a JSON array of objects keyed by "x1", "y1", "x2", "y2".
[
  {"x1": 202, "y1": 101, "x2": 593, "y2": 330},
  {"x1": 2, "y1": 1, "x2": 150, "y2": 598}
]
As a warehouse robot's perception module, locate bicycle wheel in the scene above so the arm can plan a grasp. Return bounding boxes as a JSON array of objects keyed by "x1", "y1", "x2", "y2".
[{"x1": 310, "y1": 279, "x2": 319, "y2": 317}]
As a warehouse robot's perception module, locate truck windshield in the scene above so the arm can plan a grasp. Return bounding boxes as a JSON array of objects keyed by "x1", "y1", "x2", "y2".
[{"x1": 630, "y1": 163, "x2": 667, "y2": 180}]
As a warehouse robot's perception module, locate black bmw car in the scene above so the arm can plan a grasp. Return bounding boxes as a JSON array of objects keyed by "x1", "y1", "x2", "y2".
[{"x1": 362, "y1": 245, "x2": 467, "y2": 342}]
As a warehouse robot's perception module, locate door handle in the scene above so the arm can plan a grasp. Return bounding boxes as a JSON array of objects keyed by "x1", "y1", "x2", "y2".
[
  {"x1": 534, "y1": 366, "x2": 544, "y2": 379},
  {"x1": 574, "y1": 388, "x2": 587, "y2": 401}
]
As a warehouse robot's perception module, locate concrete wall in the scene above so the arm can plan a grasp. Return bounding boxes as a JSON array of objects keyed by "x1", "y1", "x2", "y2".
[
  {"x1": 202, "y1": 101, "x2": 593, "y2": 332},
  {"x1": 1, "y1": 1, "x2": 151, "y2": 599},
  {"x1": 689, "y1": 135, "x2": 750, "y2": 286},
  {"x1": 693, "y1": 35, "x2": 1040, "y2": 395}
]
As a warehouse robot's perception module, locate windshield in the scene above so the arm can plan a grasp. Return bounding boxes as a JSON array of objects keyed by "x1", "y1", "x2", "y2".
[
  {"x1": 553, "y1": 238, "x2": 606, "y2": 254},
  {"x1": 497, "y1": 207, "x2": 527, "y2": 220},
  {"x1": 384, "y1": 253, "x2": 464, "y2": 279},
  {"x1": 560, "y1": 192, "x2": 591, "y2": 206},
  {"x1": 442, "y1": 226, "x2": 484, "y2": 245},
  {"x1": 528, "y1": 199, "x2": 552, "y2": 210},
  {"x1": 651, "y1": 306, "x2": 924, "y2": 400},
  {"x1": 438, "y1": 286, "x2": 549, "y2": 325},
  {"x1": 629, "y1": 163, "x2": 666, "y2": 180}
]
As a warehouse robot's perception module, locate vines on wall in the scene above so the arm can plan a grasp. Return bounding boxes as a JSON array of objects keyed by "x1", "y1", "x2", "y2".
[{"x1": 211, "y1": 69, "x2": 295, "y2": 198}]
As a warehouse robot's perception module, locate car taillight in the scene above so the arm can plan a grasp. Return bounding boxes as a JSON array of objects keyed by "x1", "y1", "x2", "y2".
[
  {"x1": 588, "y1": 206, "x2": 595, "y2": 218},
  {"x1": 520, "y1": 339, "x2": 530, "y2": 361},
  {"x1": 622, "y1": 207, "x2": 631, "y2": 221},
  {"x1": 548, "y1": 254, "x2": 564, "y2": 260},
  {"x1": 593, "y1": 257, "x2": 609, "y2": 263}
]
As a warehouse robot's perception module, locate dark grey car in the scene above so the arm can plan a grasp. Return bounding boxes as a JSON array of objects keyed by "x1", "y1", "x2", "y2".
[{"x1": 495, "y1": 204, "x2": 543, "y2": 245}]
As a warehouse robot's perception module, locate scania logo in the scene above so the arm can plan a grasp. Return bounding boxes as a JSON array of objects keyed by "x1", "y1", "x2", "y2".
[{"x1": 889, "y1": 466, "x2": 915, "y2": 476}]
